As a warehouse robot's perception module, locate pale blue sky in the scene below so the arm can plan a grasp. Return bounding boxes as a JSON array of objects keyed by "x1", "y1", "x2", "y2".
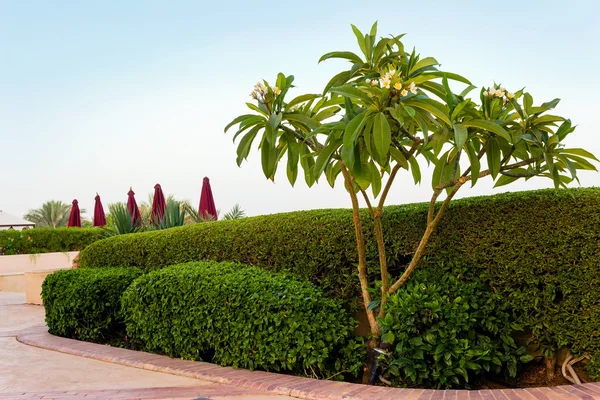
[{"x1": 1, "y1": 1, "x2": 599, "y2": 218}]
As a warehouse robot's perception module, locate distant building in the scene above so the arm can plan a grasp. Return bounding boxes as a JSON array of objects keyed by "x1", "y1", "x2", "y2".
[{"x1": 0, "y1": 210, "x2": 35, "y2": 230}]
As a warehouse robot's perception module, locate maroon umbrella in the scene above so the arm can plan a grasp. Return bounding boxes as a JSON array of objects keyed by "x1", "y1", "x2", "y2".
[
  {"x1": 151, "y1": 183, "x2": 166, "y2": 225},
  {"x1": 93, "y1": 193, "x2": 107, "y2": 227},
  {"x1": 127, "y1": 187, "x2": 142, "y2": 227},
  {"x1": 199, "y1": 177, "x2": 218, "y2": 220},
  {"x1": 68, "y1": 199, "x2": 81, "y2": 228}
]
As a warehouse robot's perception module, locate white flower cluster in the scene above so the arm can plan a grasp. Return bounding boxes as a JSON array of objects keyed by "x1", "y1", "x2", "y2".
[
  {"x1": 365, "y1": 69, "x2": 417, "y2": 96},
  {"x1": 484, "y1": 86, "x2": 514, "y2": 100},
  {"x1": 250, "y1": 82, "x2": 280, "y2": 101}
]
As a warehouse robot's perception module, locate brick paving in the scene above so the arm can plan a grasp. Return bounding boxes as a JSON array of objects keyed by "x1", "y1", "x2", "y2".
[{"x1": 16, "y1": 324, "x2": 600, "y2": 399}]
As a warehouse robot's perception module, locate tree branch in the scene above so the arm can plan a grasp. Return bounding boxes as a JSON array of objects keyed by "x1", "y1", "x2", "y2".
[
  {"x1": 339, "y1": 163, "x2": 379, "y2": 337},
  {"x1": 280, "y1": 125, "x2": 322, "y2": 152},
  {"x1": 439, "y1": 156, "x2": 543, "y2": 190},
  {"x1": 389, "y1": 179, "x2": 466, "y2": 294}
]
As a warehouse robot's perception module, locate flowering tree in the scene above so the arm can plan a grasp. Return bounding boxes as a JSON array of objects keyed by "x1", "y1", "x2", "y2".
[{"x1": 225, "y1": 23, "x2": 597, "y2": 343}]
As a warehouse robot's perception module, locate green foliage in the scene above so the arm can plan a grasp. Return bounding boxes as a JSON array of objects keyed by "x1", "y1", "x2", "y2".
[
  {"x1": 588, "y1": 352, "x2": 600, "y2": 381},
  {"x1": 24, "y1": 200, "x2": 87, "y2": 228},
  {"x1": 121, "y1": 261, "x2": 364, "y2": 378},
  {"x1": 0, "y1": 227, "x2": 102, "y2": 255},
  {"x1": 42, "y1": 268, "x2": 144, "y2": 341},
  {"x1": 378, "y1": 264, "x2": 530, "y2": 389},
  {"x1": 223, "y1": 204, "x2": 246, "y2": 220},
  {"x1": 103, "y1": 203, "x2": 142, "y2": 236},
  {"x1": 153, "y1": 200, "x2": 187, "y2": 229},
  {"x1": 227, "y1": 23, "x2": 596, "y2": 194},
  {"x1": 79, "y1": 187, "x2": 600, "y2": 370}
]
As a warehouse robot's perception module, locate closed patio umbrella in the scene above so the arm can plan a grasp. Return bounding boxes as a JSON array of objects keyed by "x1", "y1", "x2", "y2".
[
  {"x1": 68, "y1": 199, "x2": 81, "y2": 228},
  {"x1": 93, "y1": 193, "x2": 107, "y2": 227},
  {"x1": 151, "y1": 184, "x2": 166, "y2": 225},
  {"x1": 127, "y1": 187, "x2": 142, "y2": 227},
  {"x1": 199, "y1": 177, "x2": 218, "y2": 220}
]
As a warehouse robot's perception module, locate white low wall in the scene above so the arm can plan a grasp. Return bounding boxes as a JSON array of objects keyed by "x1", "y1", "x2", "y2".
[{"x1": 0, "y1": 251, "x2": 78, "y2": 274}]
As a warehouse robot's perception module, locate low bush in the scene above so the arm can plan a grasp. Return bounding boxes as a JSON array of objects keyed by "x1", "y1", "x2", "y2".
[
  {"x1": 42, "y1": 267, "x2": 144, "y2": 341},
  {"x1": 79, "y1": 188, "x2": 600, "y2": 370},
  {"x1": 0, "y1": 227, "x2": 102, "y2": 255},
  {"x1": 121, "y1": 261, "x2": 364, "y2": 379},
  {"x1": 378, "y1": 264, "x2": 532, "y2": 389}
]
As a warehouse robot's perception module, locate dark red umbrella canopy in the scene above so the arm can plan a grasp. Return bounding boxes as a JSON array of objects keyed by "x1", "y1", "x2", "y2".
[
  {"x1": 151, "y1": 183, "x2": 166, "y2": 225},
  {"x1": 199, "y1": 177, "x2": 218, "y2": 220},
  {"x1": 68, "y1": 199, "x2": 81, "y2": 228},
  {"x1": 127, "y1": 187, "x2": 142, "y2": 227},
  {"x1": 93, "y1": 193, "x2": 107, "y2": 227}
]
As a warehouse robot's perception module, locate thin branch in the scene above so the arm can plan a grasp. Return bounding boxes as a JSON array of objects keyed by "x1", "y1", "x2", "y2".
[
  {"x1": 377, "y1": 164, "x2": 402, "y2": 213},
  {"x1": 439, "y1": 156, "x2": 543, "y2": 190},
  {"x1": 339, "y1": 163, "x2": 379, "y2": 337},
  {"x1": 280, "y1": 125, "x2": 322, "y2": 152},
  {"x1": 359, "y1": 189, "x2": 376, "y2": 217},
  {"x1": 388, "y1": 179, "x2": 466, "y2": 294},
  {"x1": 461, "y1": 146, "x2": 486, "y2": 178}
]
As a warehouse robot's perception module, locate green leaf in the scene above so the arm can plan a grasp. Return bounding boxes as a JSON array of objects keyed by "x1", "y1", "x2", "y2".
[
  {"x1": 343, "y1": 113, "x2": 366, "y2": 151},
  {"x1": 451, "y1": 100, "x2": 471, "y2": 122},
  {"x1": 523, "y1": 93, "x2": 533, "y2": 114},
  {"x1": 390, "y1": 147, "x2": 408, "y2": 169},
  {"x1": 286, "y1": 94, "x2": 321, "y2": 110},
  {"x1": 381, "y1": 331, "x2": 395, "y2": 345},
  {"x1": 370, "y1": 162, "x2": 382, "y2": 197},
  {"x1": 225, "y1": 114, "x2": 256, "y2": 133},
  {"x1": 520, "y1": 354, "x2": 535, "y2": 363},
  {"x1": 494, "y1": 174, "x2": 519, "y2": 188},
  {"x1": 486, "y1": 137, "x2": 501, "y2": 179},
  {"x1": 351, "y1": 24, "x2": 367, "y2": 58},
  {"x1": 559, "y1": 148, "x2": 599, "y2": 162},
  {"x1": 235, "y1": 126, "x2": 260, "y2": 166},
  {"x1": 373, "y1": 113, "x2": 392, "y2": 164},
  {"x1": 462, "y1": 119, "x2": 511, "y2": 142},
  {"x1": 352, "y1": 153, "x2": 372, "y2": 189},
  {"x1": 367, "y1": 300, "x2": 380, "y2": 311},
  {"x1": 330, "y1": 86, "x2": 373, "y2": 104},
  {"x1": 246, "y1": 102, "x2": 268, "y2": 117},
  {"x1": 322, "y1": 70, "x2": 351, "y2": 95},
  {"x1": 408, "y1": 156, "x2": 421, "y2": 184},
  {"x1": 409, "y1": 57, "x2": 439, "y2": 76},
  {"x1": 318, "y1": 51, "x2": 363, "y2": 64},
  {"x1": 284, "y1": 113, "x2": 317, "y2": 129},
  {"x1": 453, "y1": 124, "x2": 468, "y2": 149},
  {"x1": 314, "y1": 138, "x2": 342, "y2": 180},
  {"x1": 465, "y1": 141, "x2": 480, "y2": 186},
  {"x1": 428, "y1": 71, "x2": 472, "y2": 85},
  {"x1": 404, "y1": 99, "x2": 451, "y2": 125},
  {"x1": 459, "y1": 85, "x2": 478, "y2": 98},
  {"x1": 261, "y1": 139, "x2": 277, "y2": 180}
]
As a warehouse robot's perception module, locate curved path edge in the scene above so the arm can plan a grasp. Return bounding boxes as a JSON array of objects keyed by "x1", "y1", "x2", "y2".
[{"x1": 17, "y1": 324, "x2": 600, "y2": 400}]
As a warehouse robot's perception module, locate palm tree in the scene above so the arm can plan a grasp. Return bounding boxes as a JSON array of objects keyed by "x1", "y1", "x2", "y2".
[
  {"x1": 223, "y1": 204, "x2": 246, "y2": 220},
  {"x1": 24, "y1": 200, "x2": 86, "y2": 228}
]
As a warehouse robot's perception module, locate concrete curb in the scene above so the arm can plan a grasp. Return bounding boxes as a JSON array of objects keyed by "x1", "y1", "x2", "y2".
[{"x1": 17, "y1": 325, "x2": 600, "y2": 400}]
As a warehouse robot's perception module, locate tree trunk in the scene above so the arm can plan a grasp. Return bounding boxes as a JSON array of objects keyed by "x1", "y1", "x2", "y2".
[{"x1": 546, "y1": 353, "x2": 557, "y2": 381}]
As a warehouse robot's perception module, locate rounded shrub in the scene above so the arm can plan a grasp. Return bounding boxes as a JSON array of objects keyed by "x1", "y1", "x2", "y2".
[
  {"x1": 121, "y1": 261, "x2": 364, "y2": 379},
  {"x1": 42, "y1": 267, "x2": 144, "y2": 341},
  {"x1": 378, "y1": 264, "x2": 532, "y2": 389}
]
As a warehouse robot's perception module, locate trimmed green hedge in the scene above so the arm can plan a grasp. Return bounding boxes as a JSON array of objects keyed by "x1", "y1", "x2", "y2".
[
  {"x1": 79, "y1": 188, "x2": 600, "y2": 367},
  {"x1": 42, "y1": 267, "x2": 144, "y2": 341},
  {"x1": 121, "y1": 261, "x2": 364, "y2": 378},
  {"x1": 0, "y1": 228, "x2": 102, "y2": 255}
]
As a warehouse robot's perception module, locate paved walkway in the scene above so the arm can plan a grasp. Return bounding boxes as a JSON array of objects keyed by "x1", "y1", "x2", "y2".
[
  {"x1": 0, "y1": 292, "x2": 292, "y2": 400},
  {"x1": 3, "y1": 292, "x2": 600, "y2": 400}
]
